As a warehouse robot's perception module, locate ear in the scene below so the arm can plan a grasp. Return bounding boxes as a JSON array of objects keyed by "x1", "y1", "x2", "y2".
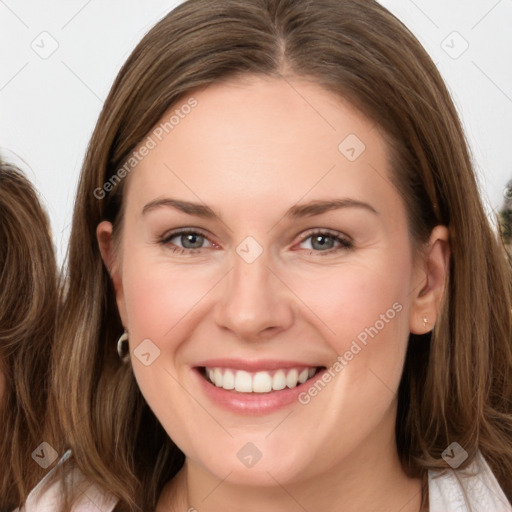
[
  {"x1": 97, "y1": 221, "x2": 128, "y2": 329},
  {"x1": 409, "y1": 225, "x2": 450, "y2": 334}
]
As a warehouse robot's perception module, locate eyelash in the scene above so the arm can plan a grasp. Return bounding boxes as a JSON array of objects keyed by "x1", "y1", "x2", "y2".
[{"x1": 158, "y1": 228, "x2": 353, "y2": 256}]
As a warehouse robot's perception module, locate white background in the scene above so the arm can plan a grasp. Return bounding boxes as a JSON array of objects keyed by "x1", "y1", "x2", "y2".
[{"x1": 1, "y1": 0, "x2": 511, "y2": 264}]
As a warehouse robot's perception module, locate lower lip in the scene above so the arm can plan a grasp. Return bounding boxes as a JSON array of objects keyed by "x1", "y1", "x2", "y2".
[{"x1": 193, "y1": 368, "x2": 326, "y2": 415}]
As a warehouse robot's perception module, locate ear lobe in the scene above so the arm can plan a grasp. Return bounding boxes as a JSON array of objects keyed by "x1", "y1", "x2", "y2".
[
  {"x1": 409, "y1": 225, "x2": 450, "y2": 335},
  {"x1": 97, "y1": 221, "x2": 128, "y2": 327}
]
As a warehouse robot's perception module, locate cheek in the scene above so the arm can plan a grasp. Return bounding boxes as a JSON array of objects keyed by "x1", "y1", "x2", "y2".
[
  {"x1": 120, "y1": 252, "x2": 219, "y2": 430},
  {"x1": 122, "y1": 256, "x2": 212, "y2": 340},
  {"x1": 287, "y1": 255, "x2": 412, "y2": 452},
  {"x1": 121, "y1": 257, "x2": 207, "y2": 446},
  {"x1": 292, "y1": 251, "x2": 411, "y2": 348},
  {"x1": 291, "y1": 248, "x2": 413, "y2": 414}
]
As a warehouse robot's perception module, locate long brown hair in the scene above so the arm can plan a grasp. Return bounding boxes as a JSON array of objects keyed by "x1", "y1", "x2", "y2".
[
  {"x1": 52, "y1": 0, "x2": 512, "y2": 510},
  {"x1": 0, "y1": 159, "x2": 58, "y2": 509}
]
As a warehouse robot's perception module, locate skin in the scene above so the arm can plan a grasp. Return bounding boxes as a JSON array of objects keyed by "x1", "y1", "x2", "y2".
[{"x1": 98, "y1": 75, "x2": 449, "y2": 512}]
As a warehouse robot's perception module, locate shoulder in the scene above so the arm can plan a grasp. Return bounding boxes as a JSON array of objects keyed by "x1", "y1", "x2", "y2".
[
  {"x1": 16, "y1": 450, "x2": 119, "y2": 512},
  {"x1": 428, "y1": 449, "x2": 512, "y2": 512}
]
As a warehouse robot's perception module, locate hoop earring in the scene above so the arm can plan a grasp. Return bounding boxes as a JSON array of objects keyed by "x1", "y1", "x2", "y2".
[{"x1": 117, "y1": 331, "x2": 130, "y2": 362}]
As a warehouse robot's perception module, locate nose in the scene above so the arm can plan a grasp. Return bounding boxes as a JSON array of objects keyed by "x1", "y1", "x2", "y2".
[{"x1": 213, "y1": 248, "x2": 294, "y2": 341}]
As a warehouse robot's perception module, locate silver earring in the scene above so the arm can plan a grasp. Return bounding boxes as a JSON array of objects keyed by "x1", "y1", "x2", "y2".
[
  {"x1": 117, "y1": 331, "x2": 130, "y2": 362},
  {"x1": 423, "y1": 316, "x2": 429, "y2": 328}
]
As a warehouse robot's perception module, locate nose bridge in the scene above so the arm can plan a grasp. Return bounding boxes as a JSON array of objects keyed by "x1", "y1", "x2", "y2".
[{"x1": 214, "y1": 239, "x2": 293, "y2": 339}]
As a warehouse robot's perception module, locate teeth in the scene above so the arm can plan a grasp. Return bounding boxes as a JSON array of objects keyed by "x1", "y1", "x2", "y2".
[
  {"x1": 298, "y1": 369, "x2": 309, "y2": 384},
  {"x1": 272, "y1": 370, "x2": 287, "y2": 391},
  {"x1": 253, "y1": 372, "x2": 272, "y2": 392},
  {"x1": 204, "y1": 366, "x2": 318, "y2": 393},
  {"x1": 286, "y1": 369, "x2": 298, "y2": 388},
  {"x1": 223, "y1": 369, "x2": 235, "y2": 390},
  {"x1": 235, "y1": 370, "x2": 252, "y2": 392},
  {"x1": 214, "y1": 368, "x2": 223, "y2": 387}
]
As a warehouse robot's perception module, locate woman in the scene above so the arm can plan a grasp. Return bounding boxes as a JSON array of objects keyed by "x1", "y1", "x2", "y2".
[
  {"x1": 0, "y1": 159, "x2": 58, "y2": 510},
  {"x1": 44, "y1": 0, "x2": 512, "y2": 510}
]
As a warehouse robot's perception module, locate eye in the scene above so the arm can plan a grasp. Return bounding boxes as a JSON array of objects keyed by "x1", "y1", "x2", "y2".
[
  {"x1": 158, "y1": 228, "x2": 352, "y2": 256},
  {"x1": 297, "y1": 229, "x2": 352, "y2": 255},
  {"x1": 159, "y1": 228, "x2": 215, "y2": 254}
]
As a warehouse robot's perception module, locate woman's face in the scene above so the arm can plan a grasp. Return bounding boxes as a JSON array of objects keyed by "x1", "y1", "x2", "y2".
[{"x1": 99, "y1": 76, "x2": 447, "y2": 488}]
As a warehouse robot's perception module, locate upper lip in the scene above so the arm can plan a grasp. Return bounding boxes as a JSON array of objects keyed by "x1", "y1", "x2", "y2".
[{"x1": 194, "y1": 358, "x2": 324, "y2": 372}]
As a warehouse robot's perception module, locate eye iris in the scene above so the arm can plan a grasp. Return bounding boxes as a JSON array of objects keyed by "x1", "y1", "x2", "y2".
[
  {"x1": 182, "y1": 233, "x2": 204, "y2": 249},
  {"x1": 312, "y1": 234, "x2": 334, "y2": 250}
]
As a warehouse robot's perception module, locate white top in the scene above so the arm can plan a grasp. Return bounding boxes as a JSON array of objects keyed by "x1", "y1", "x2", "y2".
[
  {"x1": 16, "y1": 450, "x2": 512, "y2": 511},
  {"x1": 16, "y1": 451, "x2": 117, "y2": 512},
  {"x1": 429, "y1": 450, "x2": 512, "y2": 511}
]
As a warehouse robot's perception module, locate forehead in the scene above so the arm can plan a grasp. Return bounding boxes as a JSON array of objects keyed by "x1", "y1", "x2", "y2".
[{"x1": 124, "y1": 76, "x2": 399, "y2": 223}]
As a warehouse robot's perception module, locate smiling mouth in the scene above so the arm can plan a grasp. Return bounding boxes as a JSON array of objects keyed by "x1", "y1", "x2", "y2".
[{"x1": 199, "y1": 366, "x2": 325, "y2": 393}]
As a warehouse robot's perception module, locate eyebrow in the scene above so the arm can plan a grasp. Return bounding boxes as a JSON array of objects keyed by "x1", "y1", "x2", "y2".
[{"x1": 142, "y1": 197, "x2": 378, "y2": 220}]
